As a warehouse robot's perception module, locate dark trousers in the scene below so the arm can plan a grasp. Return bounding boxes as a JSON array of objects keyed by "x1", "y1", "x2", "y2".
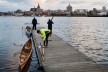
[
  {"x1": 44, "y1": 33, "x2": 50, "y2": 46},
  {"x1": 48, "y1": 28, "x2": 52, "y2": 36},
  {"x1": 33, "y1": 24, "x2": 36, "y2": 30}
]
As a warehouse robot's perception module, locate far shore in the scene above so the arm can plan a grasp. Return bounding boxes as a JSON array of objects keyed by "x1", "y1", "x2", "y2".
[{"x1": 0, "y1": 15, "x2": 108, "y2": 17}]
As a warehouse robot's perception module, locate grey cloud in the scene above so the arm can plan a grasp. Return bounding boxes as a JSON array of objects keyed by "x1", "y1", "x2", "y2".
[
  {"x1": 91, "y1": 2, "x2": 108, "y2": 6},
  {"x1": 6, "y1": 0, "x2": 26, "y2": 3},
  {"x1": 59, "y1": 1, "x2": 87, "y2": 4},
  {"x1": 44, "y1": 0, "x2": 57, "y2": 3},
  {"x1": 5, "y1": 0, "x2": 30, "y2": 5},
  {"x1": 0, "y1": 0, "x2": 31, "y2": 12}
]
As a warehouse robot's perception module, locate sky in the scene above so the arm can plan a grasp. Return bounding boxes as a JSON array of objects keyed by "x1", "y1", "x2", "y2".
[{"x1": 0, "y1": 0, "x2": 108, "y2": 12}]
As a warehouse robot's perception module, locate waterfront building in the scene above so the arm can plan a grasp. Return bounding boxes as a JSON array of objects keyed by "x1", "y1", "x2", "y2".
[
  {"x1": 43, "y1": 10, "x2": 51, "y2": 16},
  {"x1": 97, "y1": 6, "x2": 107, "y2": 16},
  {"x1": 92, "y1": 8, "x2": 98, "y2": 16},
  {"x1": 43, "y1": 9, "x2": 67, "y2": 16},
  {"x1": 0, "y1": 12, "x2": 3, "y2": 16},
  {"x1": 16, "y1": 9, "x2": 22, "y2": 13},
  {"x1": 30, "y1": 3, "x2": 43, "y2": 16},
  {"x1": 30, "y1": 6, "x2": 37, "y2": 12},
  {"x1": 14, "y1": 9, "x2": 23, "y2": 16},
  {"x1": 66, "y1": 3, "x2": 72, "y2": 15},
  {"x1": 36, "y1": 3, "x2": 42, "y2": 15},
  {"x1": 67, "y1": 3, "x2": 72, "y2": 12},
  {"x1": 102, "y1": 6, "x2": 106, "y2": 12},
  {"x1": 98, "y1": 12, "x2": 107, "y2": 16},
  {"x1": 74, "y1": 9, "x2": 88, "y2": 16},
  {"x1": 23, "y1": 11, "x2": 33, "y2": 16}
]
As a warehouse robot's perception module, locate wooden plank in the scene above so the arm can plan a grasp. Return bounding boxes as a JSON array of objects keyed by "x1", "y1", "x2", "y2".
[{"x1": 33, "y1": 30, "x2": 108, "y2": 72}]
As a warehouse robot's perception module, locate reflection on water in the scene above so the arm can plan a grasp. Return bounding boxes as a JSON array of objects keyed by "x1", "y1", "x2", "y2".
[
  {"x1": 0, "y1": 17, "x2": 42, "y2": 72},
  {"x1": 0, "y1": 17, "x2": 108, "y2": 72},
  {"x1": 53, "y1": 17, "x2": 108, "y2": 64}
]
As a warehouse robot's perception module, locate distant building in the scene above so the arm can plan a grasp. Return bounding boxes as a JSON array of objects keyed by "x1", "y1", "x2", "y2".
[
  {"x1": 93, "y1": 8, "x2": 98, "y2": 12},
  {"x1": 102, "y1": 6, "x2": 106, "y2": 12},
  {"x1": 87, "y1": 8, "x2": 99, "y2": 16},
  {"x1": 67, "y1": 3, "x2": 72, "y2": 12},
  {"x1": 43, "y1": 10, "x2": 51, "y2": 16},
  {"x1": 36, "y1": 3, "x2": 41, "y2": 15},
  {"x1": 74, "y1": 9, "x2": 88, "y2": 16},
  {"x1": 16, "y1": 9, "x2": 22, "y2": 13},
  {"x1": 98, "y1": 12, "x2": 107, "y2": 16},
  {"x1": 30, "y1": 3, "x2": 43, "y2": 16},
  {"x1": 92, "y1": 8, "x2": 98, "y2": 16},
  {"x1": 66, "y1": 3, "x2": 72, "y2": 15},
  {"x1": 23, "y1": 11, "x2": 32, "y2": 16},
  {"x1": 14, "y1": 9, "x2": 23, "y2": 16},
  {"x1": 43, "y1": 9, "x2": 67, "y2": 16},
  {"x1": 30, "y1": 6, "x2": 37, "y2": 12},
  {"x1": 0, "y1": 12, "x2": 3, "y2": 16}
]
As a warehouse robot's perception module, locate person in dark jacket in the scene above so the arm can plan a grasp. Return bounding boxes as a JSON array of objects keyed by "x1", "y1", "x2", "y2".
[
  {"x1": 37, "y1": 29, "x2": 51, "y2": 47},
  {"x1": 32, "y1": 17, "x2": 37, "y2": 30},
  {"x1": 47, "y1": 19, "x2": 54, "y2": 36}
]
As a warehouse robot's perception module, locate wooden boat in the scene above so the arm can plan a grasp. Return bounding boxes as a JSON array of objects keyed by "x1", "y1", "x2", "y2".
[
  {"x1": 18, "y1": 39, "x2": 32, "y2": 70},
  {"x1": 25, "y1": 26, "x2": 32, "y2": 38}
]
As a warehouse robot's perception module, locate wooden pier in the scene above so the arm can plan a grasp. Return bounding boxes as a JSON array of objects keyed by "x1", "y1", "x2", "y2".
[{"x1": 32, "y1": 30, "x2": 108, "y2": 72}]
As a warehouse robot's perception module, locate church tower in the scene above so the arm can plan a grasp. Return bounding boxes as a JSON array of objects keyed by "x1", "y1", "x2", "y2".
[
  {"x1": 67, "y1": 3, "x2": 72, "y2": 13},
  {"x1": 36, "y1": 3, "x2": 41, "y2": 15},
  {"x1": 37, "y1": 3, "x2": 40, "y2": 9}
]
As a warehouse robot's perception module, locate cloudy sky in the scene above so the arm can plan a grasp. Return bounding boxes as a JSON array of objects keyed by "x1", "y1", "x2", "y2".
[{"x1": 0, "y1": 0, "x2": 108, "y2": 12}]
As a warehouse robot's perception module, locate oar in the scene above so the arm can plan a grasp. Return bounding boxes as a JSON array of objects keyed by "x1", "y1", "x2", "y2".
[{"x1": 51, "y1": 16, "x2": 54, "y2": 21}]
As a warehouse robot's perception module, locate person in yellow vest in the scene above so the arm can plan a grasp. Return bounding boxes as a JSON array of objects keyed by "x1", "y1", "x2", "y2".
[{"x1": 37, "y1": 29, "x2": 51, "y2": 48}]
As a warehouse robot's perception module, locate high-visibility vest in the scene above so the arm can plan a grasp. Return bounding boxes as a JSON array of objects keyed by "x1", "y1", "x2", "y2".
[{"x1": 40, "y1": 29, "x2": 50, "y2": 41}]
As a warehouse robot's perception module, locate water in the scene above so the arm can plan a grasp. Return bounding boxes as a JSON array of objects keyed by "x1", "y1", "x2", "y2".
[
  {"x1": 0, "y1": 16, "x2": 43, "y2": 72},
  {"x1": 52, "y1": 17, "x2": 108, "y2": 64},
  {"x1": 0, "y1": 17, "x2": 108, "y2": 72}
]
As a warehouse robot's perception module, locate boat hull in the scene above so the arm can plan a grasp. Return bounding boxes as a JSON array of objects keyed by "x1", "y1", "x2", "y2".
[
  {"x1": 18, "y1": 39, "x2": 32, "y2": 70},
  {"x1": 25, "y1": 26, "x2": 32, "y2": 38}
]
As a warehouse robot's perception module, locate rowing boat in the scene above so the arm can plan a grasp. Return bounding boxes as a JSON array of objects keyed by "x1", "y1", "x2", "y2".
[
  {"x1": 18, "y1": 39, "x2": 32, "y2": 70},
  {"x1": 25, "y1": 26, "x2": 32, "y2": 38}
]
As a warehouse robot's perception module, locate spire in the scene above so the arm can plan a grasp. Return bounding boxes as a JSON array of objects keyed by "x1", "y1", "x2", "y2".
[
  {"x1": 67, "y1": 2, "x2": 72, "y2": 8},
  {"x1": 68, "y1": 2, "x2": 71, "y2": 7},
  {"x1": 37, "y1": 3, "x2": 40, "y2": 8}
]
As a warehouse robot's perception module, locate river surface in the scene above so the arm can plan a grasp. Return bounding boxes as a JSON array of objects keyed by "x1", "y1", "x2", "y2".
[
  {"x1": 0, "y1": 16, "x2": 108, "y2": 72},
  {"x1": 0, "y1": 16, "x2": 43, "y2": 72}
]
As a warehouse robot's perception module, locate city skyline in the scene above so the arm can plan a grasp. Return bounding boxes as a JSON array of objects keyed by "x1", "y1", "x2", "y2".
[{"x1": 0, "y1": 0, "x2": 108, "y2": 12}]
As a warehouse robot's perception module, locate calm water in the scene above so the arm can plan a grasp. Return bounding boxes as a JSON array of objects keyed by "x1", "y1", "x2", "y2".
[
  {"x1": 52, "y1": 17, "x2": 108, "y2": 64},
  {"x1": 0, "y1": 17, "x2": 108, "y2": 72},
  {"x1": 0, "y1": 16, "x2": 43, "y2": 72}
]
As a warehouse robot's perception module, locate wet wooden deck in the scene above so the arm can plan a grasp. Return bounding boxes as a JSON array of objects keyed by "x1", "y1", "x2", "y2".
[{"x1": 32, "y1": 30, "x2": 108, "y2": 72}]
